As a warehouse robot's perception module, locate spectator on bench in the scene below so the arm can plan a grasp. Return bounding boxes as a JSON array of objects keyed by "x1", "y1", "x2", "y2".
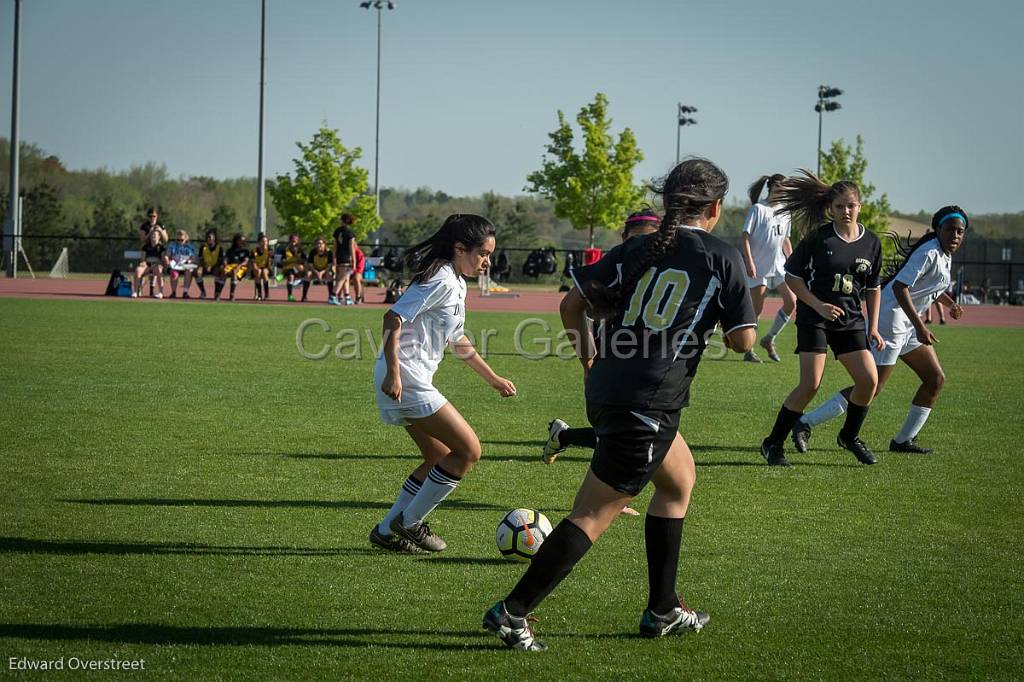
[
  {"x1": 196, "y1": 229, "x2": 225, "y2": 300},
  {"x1": 223, "y1": 233, "x2": 251, "y2": 302},
  {"x1": 133, "y1": 228, "x2": 166, "y2": 298},
  {"x1": 166, "y1": 229, "x2": 198, "y2": 299},
  {"x1": 250, "y1": 232, "x2": 272, "y2": 301},
  {"x1": 280, "y1": 234, "x2": 306, "y2": 302},
  {"x1": 304, "y1": 237, "x2": 334, "y2": 303}
]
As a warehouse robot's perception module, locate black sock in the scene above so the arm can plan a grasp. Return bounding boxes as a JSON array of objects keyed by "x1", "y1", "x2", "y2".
[
  {"x1": 263, "y1": 281, "x2": 270, "y2": 298},
  {"x1": 504, "y1": 519, "x2": 592, "y2": 617},
  {"x1": 839, "y1": 401, "x2": 870, "y2": 441},
  {"x1": 302, "y1": 281, "x2": 310, "y2": 300},
  {"x1": 560, "y1": 427, "x2": 597, "y2": 449},
  {"x1": 287, "y1": 282, "x2": 293, "y2": 296},
  {"x1": 767, "y1": 405, "x2": 802, "y2": 445},
  {"x1": 645, "y1": 515, "x2": 684, "y2": 613},
  {"x1": 214, "y1": 280, "x2": 224, "y2": 299},
  {"x1": 196, "y1": 279, "x2": 206, "y2": 295},
  {"x1": 229, "y1": 280, "x2": 237, "y2": 296}
]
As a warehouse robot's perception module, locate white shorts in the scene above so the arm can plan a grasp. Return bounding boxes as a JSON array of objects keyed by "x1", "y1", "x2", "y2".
[
  {"x1": 747, "y1": 272, "x2": 786, "y2": 291},
  {"x1": 870, "y1": 328, "x2": 922, "y2": 366},
  {"x1": 373, "y1": 361, "x2": 448, "y2": 426}
]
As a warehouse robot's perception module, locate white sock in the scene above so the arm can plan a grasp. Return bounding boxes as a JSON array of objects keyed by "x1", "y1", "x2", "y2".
[
  {"x1": 378, "y1": 474, "x2": 422, "y2": 535},
  {"x1": 894, "y1": 405, "x2": 932, "y2": 444},
  {"x1": 402, "y1": 464, "x2": 461, "y2": 527},
  {"x1": 801, "y1": 392, "x2": 849, "y2": 427},
  {"x1": 765, "y1": 309, "x2": 791, "y2": 340}
]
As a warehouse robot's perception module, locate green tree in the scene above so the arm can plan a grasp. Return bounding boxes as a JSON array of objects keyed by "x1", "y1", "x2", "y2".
[
  {"x1": 526, "y1": 93, "x2": 645, "y2": 247},
  {"x1": 200, "y1": 204, "x2": 242, "y2": 237},
  {"x1": 269, "y1": 125, "x2": 380, "y2": 242},
  {"x1": 819, "y1": 135, "x2": 892, "y2": 244}
]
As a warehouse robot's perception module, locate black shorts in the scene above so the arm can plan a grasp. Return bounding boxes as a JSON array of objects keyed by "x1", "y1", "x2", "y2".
[
  {"x1": 585, "y1": 404, "x2": 680, "y2": 496},
  {"x1": 795, "y1": 325, "x2": 868, "y2": 356}
]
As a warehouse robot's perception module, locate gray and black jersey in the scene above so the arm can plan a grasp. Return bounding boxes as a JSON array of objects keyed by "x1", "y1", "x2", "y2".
[{"x1": 785, "y1": 223, "x2": 882, "y2": 331}]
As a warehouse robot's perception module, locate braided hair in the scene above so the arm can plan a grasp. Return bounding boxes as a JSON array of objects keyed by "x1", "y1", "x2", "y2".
[
  {"x1": 404, "y1": 213, "x2": 496, "y2": 284},
  {"x1": 881, "y1": 205, "x2": 969, "y2": 288},
  {"x1": 771, "y1": 169, "x2": 861, "y2": 238},
  {"x1": 587, "y1": 158, "x2": 729, "y2": 320}
]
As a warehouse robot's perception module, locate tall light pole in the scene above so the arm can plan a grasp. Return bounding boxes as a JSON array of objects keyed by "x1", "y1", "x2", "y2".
[
  {"x1": 254, "y1": 0, "x2": 268, "y2": 239},
  {"x1": 815, "y1": 85, "x2": 842, "y2": 177},
  {"x1": 5, "y1": 0, "x2": 22, "y2": 278},
  {"x1": 676, "y1": 103, "x2": 697, "y2": 165},
  {"x1": 360, "y1": 0, "x2": 394, "y2": 222}
]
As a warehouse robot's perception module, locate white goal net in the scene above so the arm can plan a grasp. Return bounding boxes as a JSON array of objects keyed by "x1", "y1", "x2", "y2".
[{"x1": 48, "y1": 247, "x2": 69, "y2": 279}]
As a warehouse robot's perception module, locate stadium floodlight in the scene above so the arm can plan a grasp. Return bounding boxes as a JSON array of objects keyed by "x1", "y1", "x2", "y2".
[
  {"x1": 815, "y1": 84, "x2": 843, "y2": 176},
  {"x1": 254, "y1": 0, "x2": 268, "y2": 239},
  {"x1": 676, "y1": 102, "x2": 698, "y2": 165},
  {"x1": 361, "y1": 0, "x2": 397, "y2": 233},
  {"x1": 5, "y1": 0, "x2": 22, "y2": 278}
]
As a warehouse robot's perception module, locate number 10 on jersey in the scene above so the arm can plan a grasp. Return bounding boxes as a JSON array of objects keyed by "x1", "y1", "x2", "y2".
[{"x1": 622, "y1": 268, "x2": 691, "y2": 330}]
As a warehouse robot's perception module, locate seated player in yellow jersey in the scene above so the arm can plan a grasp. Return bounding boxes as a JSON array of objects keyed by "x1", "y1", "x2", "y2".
[
  {"x1": 249, "y1": 233, "x2": 272, "y2": 301},
  {"x1": 303, "y1": 237, "x2": 335, "y2": 303},
  {"x1": 222, "y1": 233, "x2": 251, "y2": 302},
  {"x1": 279, "y1": 234, "x2": 306, "y2": 302},
  {"x1": 195, "y1": 229, "x2": 225, "y2": 300}
]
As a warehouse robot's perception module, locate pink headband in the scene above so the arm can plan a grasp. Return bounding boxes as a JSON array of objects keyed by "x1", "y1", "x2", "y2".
[{"x1": 625, "y1": 215, "x2": 659, "y2": 224}]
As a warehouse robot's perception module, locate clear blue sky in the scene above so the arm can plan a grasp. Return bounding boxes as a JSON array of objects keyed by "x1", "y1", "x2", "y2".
[{"x1": 1, "y1": 0, "x2": 1021, "y2": 214}]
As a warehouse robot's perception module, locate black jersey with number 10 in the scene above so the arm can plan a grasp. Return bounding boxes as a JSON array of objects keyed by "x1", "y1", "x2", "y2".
[
  {"x1": 571, "y1": 227, "x2": 757, "y2": 411},
  {"x1": 784, "y1": 223, "x2": 882, "y2": 331}
]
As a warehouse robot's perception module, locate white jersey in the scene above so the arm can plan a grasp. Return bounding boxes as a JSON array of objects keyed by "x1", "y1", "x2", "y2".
[
  {"x1": 742, "y1": 200, "x2": 791, "y2": 279},
  {"x1": 374, "y1": 262, "x2": 466, "y2": 405},
  {"x1": 879, "y1": 239, "x2": 952, "y2": 336}
]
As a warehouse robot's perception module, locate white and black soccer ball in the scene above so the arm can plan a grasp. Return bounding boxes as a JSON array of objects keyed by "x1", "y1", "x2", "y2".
[{"x1": 496, "y1": 508, "x2": 553, "y2": 563}]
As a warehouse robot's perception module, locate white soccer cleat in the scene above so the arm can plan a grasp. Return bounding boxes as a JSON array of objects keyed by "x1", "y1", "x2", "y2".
[{"x1": 542, "y1": 419, "x2": 569, "y2": 464}]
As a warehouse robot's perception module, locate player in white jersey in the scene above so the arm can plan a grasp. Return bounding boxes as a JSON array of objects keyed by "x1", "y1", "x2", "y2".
[
  {"x1": 371, "y1": 214, "x2": 517, "y2": 553},
  {"x1": 740, "y1": 174, "x2": 797, "y2": 363},
  {"x1": 792, "y1": 206, "x2": 968, "y2": 454}
]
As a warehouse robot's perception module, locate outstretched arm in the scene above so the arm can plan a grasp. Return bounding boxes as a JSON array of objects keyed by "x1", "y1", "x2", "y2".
[{"x1": 451, "y1": 335, "x2": 516, "y2": 397}]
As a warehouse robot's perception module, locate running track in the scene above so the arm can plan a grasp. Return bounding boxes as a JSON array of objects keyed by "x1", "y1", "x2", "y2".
[{"x1": 2, "y1": 278, "x2": 1023, "y2": 328}]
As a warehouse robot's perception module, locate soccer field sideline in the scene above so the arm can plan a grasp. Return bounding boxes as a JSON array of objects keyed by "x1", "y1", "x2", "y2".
[{"x1": 1, "y1": 298, "x2": 1022, "y2": 680}]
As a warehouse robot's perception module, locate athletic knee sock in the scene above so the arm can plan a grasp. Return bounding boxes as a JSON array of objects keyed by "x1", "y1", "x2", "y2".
[
  {"x1": 560, "y1": 427, "x2": 597, "y2": 449},
  {"x1": 505, "y1": 519, "x2": 593, "y2": 617},
  {"x1": 401, "y1": 464, "x2": 461, "y2": 527},
  {"x1": 229, "y1": 280, "x2": 237, "y2": 297},
  {"x1": 263, "y1": 280, "x2": 270, "y2": 299},
  {"x1": 378, "y1": 474, "x2": 423, "y2": 535},
  {"x1": 801, "y1": 392, "x2": 848, "y2": 427},
  {"x1": 287, "y1": 281, "x2": 294, "y2": 296},
  {"x1": 894, "y1": 404, "x2": 932, "y2": 444},
  {"x1": 765, "y1": 309, "x2": 791, "y2": 341},
  {"x1": 301, "y1": 280, "x2": 311, "y2": 301},
  {"x1": 839, "y1": 401, "x2": 870, "y2": 441},
  {"x1": 196, "y1": 278, "x2": 207, "y2": 296},
  {"x1": 214, "y1": 279, "x2": 224, "y2": 299},
  {"x1": 767, "y1": 406, "x2": 803, "y2": 445},
  {"x1": 645, "y1": 514, "x2": 685, "y2": 614}
]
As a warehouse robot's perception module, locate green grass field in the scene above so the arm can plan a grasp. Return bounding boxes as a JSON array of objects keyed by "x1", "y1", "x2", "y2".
[{"x1": 1, "y1": 298, "x2": 1022, "y2": 680}]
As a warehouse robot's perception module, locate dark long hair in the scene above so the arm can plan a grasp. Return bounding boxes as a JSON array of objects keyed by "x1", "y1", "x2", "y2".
[
  {"x1": 405, "y1": 214, "x2": 496, "y2": 284},
  {"x1": 772, "y1": 170, "x2": 860, "y2": 238},
  {"x1": 587, "y1": 157, "x2": 729, "y2": 320},
  {"x1": 882, "y1": 205, "x2": 969, "y2": 288},
  {"x1": 748, "y1": 174, "x2": 785, "y2": 205}
]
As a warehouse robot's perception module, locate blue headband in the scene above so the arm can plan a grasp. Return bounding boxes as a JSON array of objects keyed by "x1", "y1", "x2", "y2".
[{"x1": 938, "y1": 212, "x2": 966, "y2": 228}]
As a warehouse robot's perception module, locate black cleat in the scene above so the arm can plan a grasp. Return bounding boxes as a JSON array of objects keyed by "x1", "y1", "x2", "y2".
[
  {"x1": 482, "y1": 601, "x2": 546, "y2": 651},
  {"x1": 837, "y1": 434, "x2": 877, "y2": 465},
  {"x1": 761, "y1": 439, "x2": 792, "y2": 467},
  {"x1": 791, "y1": 421, "x2": 812, "y2": 453},
  {"x1": 889, "y1": 438, "x2": 933, "y2": 454},
  {"x1": 639, "y1": 600, "x2": 710, "y2": 638},
  {"x1": 369, "y1": 525, "x2": 424, "y2": 554}
]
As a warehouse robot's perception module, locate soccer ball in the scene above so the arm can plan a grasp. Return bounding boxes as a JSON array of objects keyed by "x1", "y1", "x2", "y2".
[{"x1": 496, "y1": 508, "x2": 553, "y2": 563}]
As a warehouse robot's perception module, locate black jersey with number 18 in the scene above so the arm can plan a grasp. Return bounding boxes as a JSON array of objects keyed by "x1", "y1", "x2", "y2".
[
  {"x1": 784, "y1": 223, "x2": 882, "y2": 331},
  {"x1": 571, "y1": 227, "x2": 756, "y2": 411}
]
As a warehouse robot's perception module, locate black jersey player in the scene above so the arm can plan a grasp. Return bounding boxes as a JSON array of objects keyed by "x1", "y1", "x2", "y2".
[
  {"x1": 760, "y1": 171, "x2": 884, "y2": 466},
  {"x1": 483, "y1": 158, "x2": 757, "y2": 651}
]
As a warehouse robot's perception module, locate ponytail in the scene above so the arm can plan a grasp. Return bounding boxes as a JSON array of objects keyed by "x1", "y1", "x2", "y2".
[
  {"x1": 747, "y1": 174, "x2": 785, "y2": 205},
  {"x1": 772, "y1": 170, "x2": 860, "y2": 238}
]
